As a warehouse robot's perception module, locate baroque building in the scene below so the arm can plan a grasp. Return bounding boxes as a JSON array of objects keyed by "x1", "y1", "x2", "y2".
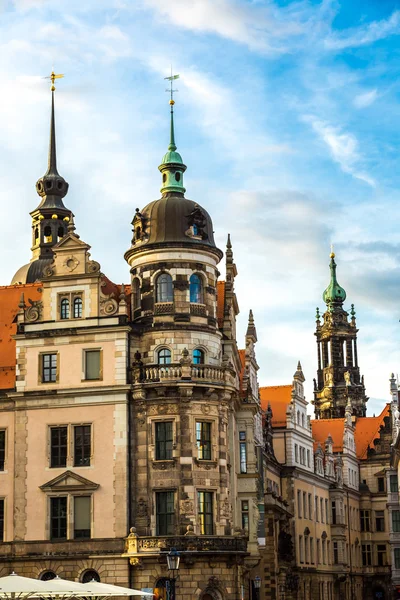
[
  {"x1": 0, "y1": 81, "x2": 261, "y2": 599},
  {"x1": 259, "y1": 254, "x2": 395, "y2": 600}
]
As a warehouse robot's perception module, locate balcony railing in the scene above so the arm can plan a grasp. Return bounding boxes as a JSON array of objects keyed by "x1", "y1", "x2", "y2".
[
  {"x1": 132, "y1": 363, "x2": 234, "y2": 385},
  {"x1": 136, "y1": 535, "x2": 248, "y2": 553}
]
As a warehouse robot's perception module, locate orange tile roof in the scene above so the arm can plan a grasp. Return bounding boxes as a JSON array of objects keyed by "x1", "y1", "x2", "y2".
[
  {"x1": 353, "y1": 404, "x2": 390, "y2": 459},
  {"x1": 311, "y1": 404, "x2": 391, "y2": 459},
  {"x1": 0, "y1": 283, "x2": 42, "y2": 390},
  {"x1": 216, "y1": 281, "x2": 225, "y2": 328},
  {"x1": 260, "y1": 385, "x2": 292, "y2": 427}
]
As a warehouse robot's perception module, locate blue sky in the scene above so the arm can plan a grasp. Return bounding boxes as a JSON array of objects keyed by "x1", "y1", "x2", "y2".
[{"x1": 1, "y1": 0, "x2": 400, "y2": 415}]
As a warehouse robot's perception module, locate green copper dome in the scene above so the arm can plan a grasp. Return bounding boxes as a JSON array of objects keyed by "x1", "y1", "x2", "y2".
[
  {"x1": 160, "y1": 148, "x2": 184, "y2": 165},
  {"x1": 322, "y1": 252, "x2": 347, "y2": 310}
]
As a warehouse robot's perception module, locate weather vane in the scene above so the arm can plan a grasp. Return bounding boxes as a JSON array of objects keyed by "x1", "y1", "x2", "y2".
[
  {"x1": 165, "y1": 67, "x2": 179, "y2": 105},
  {"x1": 43, "y1": 70, "x2": 64, "y2": 92}
]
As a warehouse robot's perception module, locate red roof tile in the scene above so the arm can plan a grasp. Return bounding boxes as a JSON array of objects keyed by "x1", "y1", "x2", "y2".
[
  {"x1": 260, "y1": 385, "x2": 292, "y2": 427},
  {"x1": 0, "y1": 283, "x2": 42, "y2": 390}
]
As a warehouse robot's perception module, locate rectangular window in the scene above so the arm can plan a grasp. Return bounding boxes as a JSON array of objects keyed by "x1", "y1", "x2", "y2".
[
  {"x1": 377, "y1": 544, "x2": 386, "y2": 567},
  {"x1": 239, "y1": 431, "x2": 247, "y2": 474},
  {"x1": 393, "y1": 511, "x2": 400, "y2": 532},
  {"x1": 0, "y1": 430, "x2": 5, "y2": 471},
  {"x1": 327, "y1": 541, "x2": 330, "y2": 565},
  {"x1": 361, "y1": 509, "x2": 370, "y2": 532},
  {"x1": 84, "y1": 350, "x2": 101, "y2": 381},
  {"x1": 322, "y1": 538, "x2": 326, "y2": 565},
  {"x1": 50, "y1": 496, "x2": 67, "y2": 540},
  {"x1": 332, "y1": 500, "x2": 336, "y2": 525},
  {"x1": 310, "y1": 537, "x2": 314, "y2": 564},
  {"x1": 305, "y1": 536, "x2": 309, "y2": 563},
  {"x1": 74, "y1": 425, "x2": 91, "y2": 467},
  {"x1": 333, "y1": 541, "x2": 339, "y2": 564},
  {"x1": 377, "y1": 477, "x2": 385, "y2": 493},
  {"x1": 307, "y1": 449, "x2": 310, "y2": 468},
  {"x1": 375, "y1": 510, "x2": 385, "y2": 532},
  {"x1": 325, "y1": 499, "x2": 329, "y2": 524},
  {"x1": 155, "y1": 422, "x2": 173, "y2": 460},
  {"x1": 74, "y1": 496, "x2": 91, "y2": 539},
  {"x1": 241, "y1": 500, "x2": 249, "y2": 531},
  {"x1": 50, "y1": 426, "x2": 68, "y2": 468},
  {"x1": 295, "y1": 444, "x2": 298, "y2": 463},
  {"x1": 156, "y1": 491, "x2": 175, "y2": 535},
  {"x1": 390, "y1": 474, "x2": 398, "y2": 492},
  {"x1": 0, "y1": 498, "x2": 4, "y2": 541},
  {"x1": 303, "y1": 492, "x2": 307, "y2": 519},
  {"x1": 362, "y1": 543, "x2": 372, "y2": 566},
  {"x1": 297, "y1": 490, "x2": 302, "y2": 518},
  {"x1": 198, "y1": 491, "x2": 213, "y2": 535},
  {"x1": 315, "y1": 496, "x2": 319, "y2": 522},
  {"x1": 196, "y1": 422, "x2": 211, "y2": 460},
  {"x1": 42, "y1": 353, "x2": 57, "y2": 383},
  {"x1": 299, "y1": 535, "x2": 304, "y2": 563},
  {"x1": 317, "y1": 538, "x2": 320, "y2": 565},
  {"x1": 308, "y1": 493, "x2": 312, "y2": 520},
  {"x1": 395, "y1": 548, "x2": 400, "y2": 569},
  {"x1": 320, "y1": 498, "x2": 324, "y2": 523}
]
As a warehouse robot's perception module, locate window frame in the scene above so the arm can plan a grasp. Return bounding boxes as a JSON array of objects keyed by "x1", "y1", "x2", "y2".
[
  {"x1": 0, "y1": 498, "x2": 4, "y2": 542},
  {"x1": 0, "y1": 429, "x2": 5, "y2": 472},
  {"x1": 39, "y1": 352, "x2": 59, "y2": 384},
  {"x1": 58, "y1": 292, "x2": 84, "y2": 321},
  {"x1": 73, "y1": 297, "x2": 83, "y2": 319},
  {"x1": 155, "y1": 273, "x2": 173, "y2": 303},
  {"x1": 73, "y1": 424, "x2": 92, "y2": 467},
  {"x1": 73, "y1": 495, "x2": 91, "y2": 540},
  {"x1": 60, "y1": 297, "x2": 70, "y2": 320},
  {"x1": 390, "y1": 474, "x2": 398, "y2": 493},
  {"x1": 155, "y1": 490, "x2": 175, "y2": 535},
  {"x1": 83, "y1": 349, "x2": 103, "y2": 382},
  {"x1": 196, "y1": 421, "x2": 212, "y2": 460},
  {"x1": 50, "y1": 426, "x2": 68, "y2": 468},
  {"x1": 239, "y1": 431, "x2": 247, "y2": 474},
  {"x1": 132, "y1": 278, "x2": 141, "y2": 312},
  {"x1": 48, "y1": 424, "x2": 93, "y2": 469},
  {"x1": 50, "y1": 496, "x2": 68, "y2": 541},
  {"x1": 198, "y1": 490, "x2": 213, "y2": 535},
  {"x1": 193, "y1": 348, "x2": 205, "y2": 365},
  {"x1": 157, "y1": 348, "x2": 172, "y2": 365},
  {"x1": 155, "y1": 421, "x2": 174, "y2": 461},
  {"x1": 189, "y1": 273, "x2": 204, "y2": 304},
  {"x1": 392, "y1": 510, "x2": 400, "y2": 533},
  {"x1": 241, "y1": 500, "x2": 249, "y2": 531}
]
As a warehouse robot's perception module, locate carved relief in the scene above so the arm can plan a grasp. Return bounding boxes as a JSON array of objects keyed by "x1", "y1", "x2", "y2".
[
  {"x1": 180, "y1": 499, "x2": 194, "y2": 515},
  {"x1": 219, "y1": 497, "x2": 231, "y2": 519},
  {"x1": 137, "y1": 498, "x2": 148, "y2": 518},
  {"x1": 87, "y1": 259, "x2": 101, "y2": 274},
  {"x1": 63, "y1": 255, "x2": 79, "y2": 272},
  {"x1": 152, "y1": 460, "x2": 176, "y2": 470},
  {"x1": 148, "y1": 404, "x2": 177, "y2": 415},
  {"x1": 99, "y1": 280, "x2": 118, "y2": 316},
  {"x1": 25, "y1": 299, "x2": 43, "y2": 322}
]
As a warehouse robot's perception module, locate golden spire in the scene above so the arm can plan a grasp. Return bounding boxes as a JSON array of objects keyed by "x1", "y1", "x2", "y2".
[
  {"x1": 44, "y1": 70, "x2": 64, "y2": 92},
  {"x1": 330, "y1": 243, "x2": 335, "y2": 259}
]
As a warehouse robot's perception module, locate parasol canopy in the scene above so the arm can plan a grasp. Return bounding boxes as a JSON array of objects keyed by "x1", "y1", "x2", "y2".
[{"x1": 82, "y1": 581, "x2": 153, "y2": 597}]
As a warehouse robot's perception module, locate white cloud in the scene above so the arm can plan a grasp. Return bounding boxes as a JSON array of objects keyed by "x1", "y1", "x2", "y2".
[
  {"x1": 304, "y1": 116, "x2": 375, "y2": 187},
  {"x1": 325, "y1": 10, "x2": 400, "y2": 50},
  {"x1": 353, "y1": 89, "x2": 378, "y2": 109},
  {"x1": 142, "y1": 0, "x2": 303, "y2": 53}
]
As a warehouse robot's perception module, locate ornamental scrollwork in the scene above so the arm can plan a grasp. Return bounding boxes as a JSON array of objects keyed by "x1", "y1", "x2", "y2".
[{"x1": 25, "y1": 299, "x2": 43, "y2": 322}]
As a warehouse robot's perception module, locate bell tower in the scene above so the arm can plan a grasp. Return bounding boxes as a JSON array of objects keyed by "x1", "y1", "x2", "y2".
[{"x1": 313, "y1": 251, "x2": 368, "y2": 419}]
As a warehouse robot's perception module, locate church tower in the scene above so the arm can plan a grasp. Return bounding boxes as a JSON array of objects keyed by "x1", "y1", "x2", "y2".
[
  {"x1": 313, "y1": 251, "x2": 368, "y2": 419},
  {"x1": 11, "y1": 73, "x2": 72, "y2": 284}
]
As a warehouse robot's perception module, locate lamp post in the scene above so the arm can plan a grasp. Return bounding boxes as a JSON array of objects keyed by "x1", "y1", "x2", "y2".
[
  {"x1": 166, "y1": 548, "x2": 180, "y2": 600},
  {"x1": 254, "y1": 576, "x2": 261, "y2": 600}
]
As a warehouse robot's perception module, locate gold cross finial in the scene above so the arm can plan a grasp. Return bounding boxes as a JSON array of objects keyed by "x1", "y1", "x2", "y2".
[
  {"x1": 44, "y1": 70, "x2": 64, "y2": 92},
  {"x1": 165, "y1": 67, "x2": 179, "y2": 106}
]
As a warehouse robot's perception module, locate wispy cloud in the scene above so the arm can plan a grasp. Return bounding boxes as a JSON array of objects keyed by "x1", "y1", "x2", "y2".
[
  {"x1": 353, "y1": 89, "x2": 378, "y2": 109},
  {"x1": 303, "y1": 116, "x2": 375, "y2": 187},
  {"x1": 325, "y1": 10, "x2": 400, "y2": 50},
  {"x1": 142, "y1": 0, "x2": 304, "y2": 54}
]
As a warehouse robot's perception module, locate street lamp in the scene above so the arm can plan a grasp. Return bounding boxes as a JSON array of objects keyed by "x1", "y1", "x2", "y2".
[
  {"x1": 254, "y1": 576, "x2": 261, "y2": 600},
  {"x1": 166, "y1": 548, "x2": 180, "y2": 600}
]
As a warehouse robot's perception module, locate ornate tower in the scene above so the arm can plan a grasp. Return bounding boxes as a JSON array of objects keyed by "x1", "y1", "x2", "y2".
[
  {"x1": 313, "y1": 251, "x2": 368, "y2": 419},
  {"x1": 11, "y1": 74, "x2": 72, "y2": 284}
]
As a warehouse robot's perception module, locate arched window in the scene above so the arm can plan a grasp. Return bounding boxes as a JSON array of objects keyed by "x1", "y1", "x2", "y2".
[
  {"x1": 73, "y1": 297, "x2": 83, "y2": 318},
  {"x1": 60, "y1": 298, "x2": 70, "y2": 320},
  {"x1": 158, "y1": 348, "x2": 171, "y2": 365},
  {"x1": 57, "y1": 226, "x2": 64, "y2": 242},
  {"x1": 132, "y1": 278, "x2": 141, "y2": 311},
  {"x1": 193, "y1": 349, "x2": 204, "y2": 364},
  {"x1": 39, "y1": 571, "x2": 57, "y2": 581},
  {"x1": 81, "y1": 570, "x2": 100, "y2": 583},
  {"x1": 301, "y1": 413, "x2": 305, "y2": 427},
  {"x1": 156, "y1": 273, "x2": 173, "y2": 303},
  {"x1": 44, "y1": 225, "x2": 52, "y2": 243},
  {"x1": 297, "y1": 410, "x2": 300, "y2": 425},
  {"x1": 189, "y1": 274, "x2": 203, "y2": 303}
]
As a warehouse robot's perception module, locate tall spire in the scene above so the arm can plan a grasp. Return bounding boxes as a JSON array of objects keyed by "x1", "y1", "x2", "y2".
[
  {"x1": 158, "y1": 72, "x2": 186, "y2": 196},
  {"x1": 35, "y1": 70, "x2": 69, "y2": 206},
  {"x1": 322, "y1": 249, "x2": 346, "y2": 311}
]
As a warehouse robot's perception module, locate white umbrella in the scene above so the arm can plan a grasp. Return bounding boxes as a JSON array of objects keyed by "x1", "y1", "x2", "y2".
[
  {"x1": 41, "y1": 578, "x2": 97, "y2": 596},
  {"x1": 82, "y1": 582, "x2": 153, "y2": 597},
  {"x1": 0, "y1": 573, "x2": 55, "y2": 598}
]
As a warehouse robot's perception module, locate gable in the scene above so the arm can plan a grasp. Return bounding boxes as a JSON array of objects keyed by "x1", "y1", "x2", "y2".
[{"x1": 40, "y1": 470, "x2": 99, "y2": 492}]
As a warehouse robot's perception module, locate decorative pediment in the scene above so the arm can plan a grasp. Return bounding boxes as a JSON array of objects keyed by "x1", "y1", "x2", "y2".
[
  {"x1": 40, "y1": 471, "x2": 99, "y2": 492},
  {"x1": 54, "y1": 232, "x2": 91, "y2": 251}
]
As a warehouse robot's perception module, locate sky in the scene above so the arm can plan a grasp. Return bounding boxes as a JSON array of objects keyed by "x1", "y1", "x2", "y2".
[{"x1": 1, "y1": 0, "x2": 400, "y2": 415}]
